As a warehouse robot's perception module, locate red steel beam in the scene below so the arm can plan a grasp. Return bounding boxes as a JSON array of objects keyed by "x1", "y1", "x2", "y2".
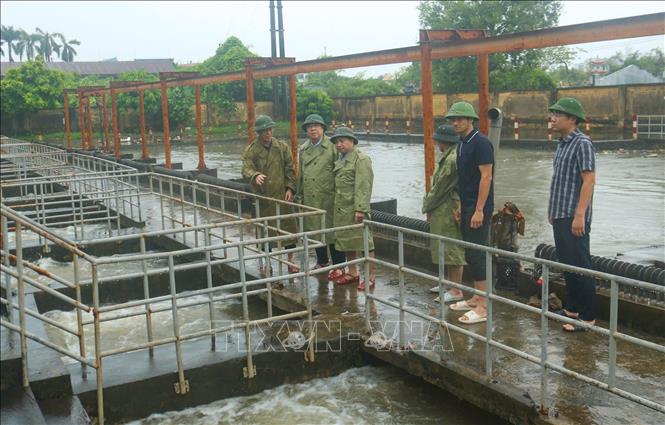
[
  {"x1": 195, "y1": 84, "x2": 206, "y2": 170},
  {"x1": 77, "y1": 91, "x2": 85, "y2": 149},
  {"x1": 111, "y1": 88, "x2": 120, "y2": 159},
  {"x1": 288, "y1": 74, "x2": 297, "y2": 174},
  {"x1": 245, "y1": 63, "x2": 256, "y2": 144},
  {"x1": 85, "y1": 96, "x2": 93, "y2": 150},
  {"x1": 478, "y1": 53, "x2": 490, "y2": 135},
  {"x1": 420, "y1": 31, "x2": 435, "y2": 194},
  {"x1": 139, "y1": 90, "x2": 148, "y2": 160},
  {"x1": 102, "y1": 94, "x2": 110, "y2": 153},
  {"x1": 159, "y1": 75, "x2": 172, "y2": 168},
  {"x1": 63, "y1": 93, "x2": 71, "y2": 149}
]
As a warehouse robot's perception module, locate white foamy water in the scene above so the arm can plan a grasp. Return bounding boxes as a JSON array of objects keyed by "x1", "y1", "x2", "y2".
[{"x1": 124, "y1": 366, "x2": 501, "y2": 425}]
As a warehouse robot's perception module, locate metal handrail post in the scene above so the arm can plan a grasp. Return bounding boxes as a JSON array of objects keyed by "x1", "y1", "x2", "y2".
[
  {"x1": 73, "y1": 255, "x2": 87, "y2": 378},
  {"x1": 254, "y1": 200, "x2": 265, "y2": 272},
  {"x1": 237, "y1": 239, "x2": 255, "y2": 378},
  {"x1": 485, "y1": 251, "x2": 493, "y2": 380},
  {"x1": 540, "y1": 264, "x2": 550, "y2": 410},
  {"x1": 1, "y1": 214, "x2": 14, "y2": 339},
  {"x1": 437, "y1": 238, "x2": 446, "y2": 359},
  {"x1": 91, "y1": 264, "x2": 105, "y2": 425},
  {"x1": 303, "y1": 234, "x2": 315, "y2": 362},
  {"x1": 398, "y1": 231, "x2": 405, "y2": 347},
  {"x1": 140, "y1": 236, "x2": 154, "y2": 357},
  {"x1": 204, "y1": 228, "x2": 216, "y2": 351},
  {"x1": 168, "y1": 255, "x2": 188, "y2": 393},
  {"x1": 276, "y1": 203, "x2": 283, "y2": 282},
  {"x1": 608, "y1": 279, "x2": 618, "y2": 389},
  {"x1": 15, "y1": 222, "x2": 29, "y2": 388},
  {"x1": 363, "y1": 224, "x2": 371, "y2": 328},
  {"x1": 191, "y1": 182, "x2": 199, "y2": 247}
]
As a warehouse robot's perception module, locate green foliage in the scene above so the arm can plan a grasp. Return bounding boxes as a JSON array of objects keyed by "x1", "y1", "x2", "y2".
[
  {"x1": 416, "y1": 0, "x2": 566, "y2": 92},
  {"x1": 602, "y1": 48, "x2": 665, "y2": 78},
  {"x1": 0, "y1": 59, "x2": 66, "y2": 118},
  {"x1": 1, "y1": 25, "x2": 80, "y2": 62},
  {"x1": 296, "y1": 89, "x2": 334, "y2": 122},
  {"x1": 302, "y1": 71, "x2": 400, "y2": 97}
]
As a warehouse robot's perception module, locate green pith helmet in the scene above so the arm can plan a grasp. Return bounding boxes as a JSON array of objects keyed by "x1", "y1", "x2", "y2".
[
  {"x1": 329, "y1": 125, "x2": 358, "y2": 145},
  {"x1": 301, "y1": 114, "x2": 327, "y2": 131},
  {"x1": 445, "y1": 101, "x2": 479, "y2": 120},
  {"x1": 254, "y1": 115, "x2": 276, "y2": 132},
  {"x1": 433, "y1": 124, "x2": 460, "y2": 143},
  {"x1": 548, "y1": 97, "x2": 586, "y2": 122}
]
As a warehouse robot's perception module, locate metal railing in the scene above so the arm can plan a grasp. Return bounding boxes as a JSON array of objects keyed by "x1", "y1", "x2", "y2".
[
  {"x1": 361, "y1": 219, "x2": 665, "y2": 415},
  {"x1": 637, "y1": 115, "x2": 665, "y2": 139}
]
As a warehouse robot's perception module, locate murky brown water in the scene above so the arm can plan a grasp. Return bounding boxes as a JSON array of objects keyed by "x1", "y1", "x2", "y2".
[{"x1": 126, "y1": 140, "x2": 665, "y2": 257}]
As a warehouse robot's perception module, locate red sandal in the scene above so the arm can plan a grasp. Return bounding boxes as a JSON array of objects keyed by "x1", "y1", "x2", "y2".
[
  {"x1": 288, "y1": 265, "x2": 300, "y2": 274},
  {"x1": 335, "y1": 274, "x2": 359, "y2": 285},
  {"x1": 327, "y1": 268, "x2": 344, "y2": 280},
  {"x1": 357, "y1": 279, "x2": 375, "y2": 291}
]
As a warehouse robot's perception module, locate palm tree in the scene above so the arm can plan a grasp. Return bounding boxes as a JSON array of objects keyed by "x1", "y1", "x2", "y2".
[
  {"x1": 1, "y1": 25, "x2": 22, "y2": 62},
  {"x1": 35, "y1": 27, "x2": 63, "y2": 62},
  {"x1": 0, "y1": 40, "x2": 5, "y2": 59},
  {"x1": 16, "y1": 30, "x2": 40, "y2": 61},
  {"x1": 57, "y1": 34, "x2": 80, "y2": 62}
]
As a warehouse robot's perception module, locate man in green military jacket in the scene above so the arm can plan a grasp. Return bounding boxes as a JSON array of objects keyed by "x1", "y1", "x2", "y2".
[
  {"x1": 330, "y1": 126, "x2": 375, "y2": 290},
  {"x1": 296, "y1": 114, "x2": 346, "y2": 280},
  {"x1": 242, "y1": 115, "x2": 298, "y2": 273},
  {"x1": 422, "y1": 124, "x2": 467, "y2": 303}
]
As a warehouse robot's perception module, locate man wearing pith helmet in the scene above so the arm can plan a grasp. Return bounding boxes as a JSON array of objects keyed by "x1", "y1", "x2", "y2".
[
  {"x1": 547, "y1": 97, "x2": 597, "y2": 333},
  {"x1": 295, "y1": 114, "x2": 346, "y2": 280},
  {"x1": 422, "y1": 124, "x2": 466, "y2": 304},
  {"x1": 445, "y1": 101, "x2": 494, "y2": 325},
  {"x1": 330, "y1": 126, "x2": 375, "y2": 290},
  {"x1": 242, "y1": 115, "x2": 298, "y2": 273}
]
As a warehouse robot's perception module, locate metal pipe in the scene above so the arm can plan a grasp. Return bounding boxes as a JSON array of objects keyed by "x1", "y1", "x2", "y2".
[
  {"x1": 64, "y1": 93, "x2": 72, "y2": 149},
  {"x1": 160, "y1": 76, "x2": 172, "y2": 169},
  {"x1": 419, "y1": 31, "x2": 434, "y2": 193},
  {"x1": 478, "y1": 53, "x2": 490, "y2": 135},
  {"x1": 139, "y1": 90, "x2": 148, "y2": 160},
  {"x1": 288, "y1": 74, "x2": 298, "y2": 173},
  {"x1": 269, "y1": 0, "x2": 279, "y2": 117},
  {"x1": 195, "y1": 84, "x2": 206, "y2": 170},
  {"x1": 277, "y1": 0, "x2": 287, "y2": 115}
]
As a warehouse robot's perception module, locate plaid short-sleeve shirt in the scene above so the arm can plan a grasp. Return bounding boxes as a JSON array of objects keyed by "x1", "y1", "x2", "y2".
[{"x1": 548, "y1": 128, "x2": 596, "y2": 222}]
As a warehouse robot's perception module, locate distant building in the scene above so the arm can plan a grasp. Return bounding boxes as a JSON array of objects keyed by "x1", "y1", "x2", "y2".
[
  {"x1": 0, "y1": 59, "x2": 175, "y2": 78},
  {"x1": 596, "y1": 64, "x2": 663, "y2": 86}
]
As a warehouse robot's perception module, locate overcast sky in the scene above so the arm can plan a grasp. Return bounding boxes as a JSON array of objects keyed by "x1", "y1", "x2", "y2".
[{"x1": 2, "y1": 1, "x2": 663, "y2": 76}]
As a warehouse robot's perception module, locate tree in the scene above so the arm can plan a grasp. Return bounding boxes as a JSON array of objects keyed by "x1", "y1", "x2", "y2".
[
  {"x1": 302, "y1": 70, "x2": 401, "y2": 97},
  {"x1": 1, "y1": 25, "x2": 22, "y2": 62},
  {"x1": 602, "y1": 48, "x2": 665, "y2": 78},
  {"x1": 34, "y1": 27, "x2": 63, "y2": 62},
  {"x1": 57, "y1": 34, "x2": 80, "y2": 62},
  {"x1": 296, "y1": 89, "x2": 334, "y2": 122},
  {"x1": 16, "y1": 29, "x2": 41, "y2": 61},
  {"x1": 416, "y1": 0, "x2": 567, "y2": 92}
]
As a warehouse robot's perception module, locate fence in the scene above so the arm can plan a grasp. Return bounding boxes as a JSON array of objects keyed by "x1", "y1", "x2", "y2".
[{"x1": 637, "y1": 115, "x2": 665, "y2": 139}]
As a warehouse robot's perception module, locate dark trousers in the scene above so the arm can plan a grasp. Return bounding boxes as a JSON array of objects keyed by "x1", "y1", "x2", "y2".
[
  {"x1": 315, "y1": 244, "x2": 346, "y2": 265},
  {"x1": 461, "y1": 210, "x2": 491, "y2": 281},
  {"x1": 552, "y1": 218, "x2": 597, "y2": 321}
]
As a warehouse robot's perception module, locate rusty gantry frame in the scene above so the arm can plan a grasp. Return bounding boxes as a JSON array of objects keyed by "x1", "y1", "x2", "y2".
[{"x1": 65, "y1": 13, "x2": 664, "y2": 190}]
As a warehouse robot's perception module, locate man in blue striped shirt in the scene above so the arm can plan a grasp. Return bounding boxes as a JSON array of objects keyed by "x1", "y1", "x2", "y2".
[{"x1": 548, "y1": 97, "x2": 597, "y2": 332}]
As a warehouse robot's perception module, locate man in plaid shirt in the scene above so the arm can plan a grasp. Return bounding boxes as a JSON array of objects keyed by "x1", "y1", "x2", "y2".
[{"x1": 548, "y1": 97, "x2": 597, "y2": 332}]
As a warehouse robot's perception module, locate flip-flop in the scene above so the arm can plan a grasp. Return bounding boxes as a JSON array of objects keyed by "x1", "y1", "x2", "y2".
[
  {"x1": 563, "y1": 320, "x2": 594, "y2": 333},
  {"x1": 288, "y1": 265, "x2": 300, "y2": 274},
  {"x1": 357, "y1": 279, "x2": 375, "y2": 291},
  {"x1": 327, "y1": 268, "x2": 344, "y2": 280},
  {"x1": 553, "y1": 309, "x2": 579, "y2": 319},
  {"x1": 458, "y1": 310, "x2": 487, "y2": 324},
  {"x1": 335, "y1": 274, "x2": 359, "y2": 285},
  {"x1": 450, "y1": 300, "x2": 476, "y2": 311}
]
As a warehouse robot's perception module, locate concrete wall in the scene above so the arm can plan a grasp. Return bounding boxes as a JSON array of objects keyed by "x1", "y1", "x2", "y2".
[{"x1": 3, "y1": 84, "x2": 663, "y2": 140}]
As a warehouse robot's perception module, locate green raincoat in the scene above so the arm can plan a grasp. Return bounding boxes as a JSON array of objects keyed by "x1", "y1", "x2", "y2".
[
  {"x1": 333, "y1": 148, "x2": 375, "y2": 252},
  {"x1": 295, "y1": 135, "x2": 336, "y2": 232},
  {"x1": 422, "y1": 145, "x2": 466, "y2": 265},
  {"x1": 242, "y1": 138, "x2": 297, "y2": 238}
]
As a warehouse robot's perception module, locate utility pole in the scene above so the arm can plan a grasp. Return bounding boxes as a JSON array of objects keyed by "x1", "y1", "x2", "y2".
[
  {"x1": 269, "y1": 0, "x2": 280, "y2": 118},
  {"x1": 277, "y1": 0, "x2": 288, "y2": 117}
]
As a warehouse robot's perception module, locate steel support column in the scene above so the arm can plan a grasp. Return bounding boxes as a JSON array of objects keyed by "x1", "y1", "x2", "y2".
[
  {"x1": 64, "y1": 93, "x2": 72, "y2": 149},
  {"x1": 85, "y1": 96, "x2": 93, "y2": 150},
  {"x1": 288, "y1": 74, "x2": 298, "y2": 173},
  {"x1": 478, "y1": 53, "x2": 490, "y2": 135},
  {"x1": 77, "y1": 91, "x2": 85, "y2": 150},
  {"x1": 111, "y1": 88, "x2": 120, "y2": 159},
  {"x1": 419, "y1": 31, "x2": 435, "y2": 193},
  {"x1": 195, "y1": 84, "x2": 206, "y2": 170},
  {"x1": 245, "y1": 64, "x2": 256, "y2": 144},
  {"x1": 102, "y1": 94, "x2": 110, "y2": 153},
  {"x1": 160, "y1": 75, "x2": 172, "y2": 168},
  {"x1": 139, "y1": 90, "x2": 148, "y2": 160}
]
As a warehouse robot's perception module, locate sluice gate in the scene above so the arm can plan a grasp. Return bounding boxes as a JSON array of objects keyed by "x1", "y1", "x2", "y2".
[{"x1": 1, "y1": 140, "x2": 664, "y2": 425}]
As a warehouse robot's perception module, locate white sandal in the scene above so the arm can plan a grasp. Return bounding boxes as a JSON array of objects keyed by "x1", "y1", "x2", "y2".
[
  {"x1": 458, "y1": 310, "x2": 487, "y2": 324},
  {"x1": 450, "y1": 300, "x2": 475, "y2": 311}
]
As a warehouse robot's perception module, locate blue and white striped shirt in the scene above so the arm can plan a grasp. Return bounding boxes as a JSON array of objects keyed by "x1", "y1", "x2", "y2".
[{"x1": 548, "y1": 128, "x2": 595, "y2": 222}]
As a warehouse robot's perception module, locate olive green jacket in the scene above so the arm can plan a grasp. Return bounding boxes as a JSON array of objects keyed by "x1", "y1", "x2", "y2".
[
  {"x1": 295, "y1": 135, "x2": 336, "y2": 231},
  {"x1": 242, "y1": 138, "x2": 296, "y2": 235},
  {"x1": 333, "y1": 148, "x2": 375, "y2": 252},
  {"x1": 422, "y1": 145, "x2": 466, "y2": 265}
]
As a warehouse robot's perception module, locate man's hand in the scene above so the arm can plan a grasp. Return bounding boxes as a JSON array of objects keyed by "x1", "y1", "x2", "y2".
[
  {"x1": 470, "y1": 210, "x2": 484, "y2": 229},
  {"x1": 454, "y1": 209, "x2": 461, "y2": 224},
  {"x1": 426, "y1": 213, "x2": 431, "y2": 223},
  {"x1": 254, "y1": 174, "x2": 267, "y2": 186},
  {"x1": 284, "y1": 188, "x2": 294, "y2": 202},
  {"x1": 571, "y1": 214, "x2": 585, "y2": 237},
  {"x1": 355, "y1": 212, "x2": 365, "y2": 223}
]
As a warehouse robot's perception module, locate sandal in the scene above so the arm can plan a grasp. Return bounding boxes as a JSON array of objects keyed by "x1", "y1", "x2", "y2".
[
  {"x1": 563, "y1": 320, "x2": 594, "y2": 333},
  {"x1": 554, "y1": 309, "x2": 579, "y2": 319},
  {"x1": 458, "y1": 310, "x2": 487, "y2": 324},
  {"x1": 335, "y1": 274, "x2": 359, "y2": 285},
  {"x1": 327, "y1": 268, "x2": 344, "y2": 280},
  {"x1": 288, "y1": 265, "x2": 300, "y2": 274},
  {"x1": 450, "y1": 300, "x2": 476, "y2": 311},
  {"x1": 357, "y1": 279, "x2": 375, "y2": 291},
  {"x1": 313, "y1": 263, "x2": 329, "y2": 270}
]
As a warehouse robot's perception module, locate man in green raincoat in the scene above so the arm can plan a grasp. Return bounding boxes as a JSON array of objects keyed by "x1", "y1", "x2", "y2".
[
  {"x1": 242, "y1": 115, "x2": 298, "y2": 273},
  {"x1": 422, "y1": 124, "x2": 467, "y2": 303},
  {"x1": 296, "y1": 114, "x2": 346, "y2": 280},
  {"x1": 330, "y1": 126, "x2": 375, "y2": 290}
]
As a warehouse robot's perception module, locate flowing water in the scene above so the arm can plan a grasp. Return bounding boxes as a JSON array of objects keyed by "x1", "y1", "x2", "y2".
[{"x1": 127, "y1": 140, "x2": 665, "y2": 257}]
